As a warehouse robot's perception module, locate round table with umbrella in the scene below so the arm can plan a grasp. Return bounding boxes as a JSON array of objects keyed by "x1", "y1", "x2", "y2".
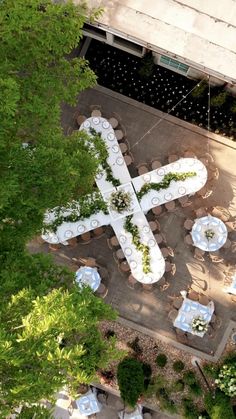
[
  {"x1": 191, "y1": 215, "x2": 227, "y2": 251},
  {"x1": 75, "y1": 266, "x2": 101, "y2": 291}
]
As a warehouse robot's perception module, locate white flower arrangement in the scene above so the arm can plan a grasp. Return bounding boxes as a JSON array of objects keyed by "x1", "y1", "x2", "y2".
[
  {"x1": 204, "y1": 229, "x2": 215, "y2": 240},
  {"x1": 109, "y1": 189, "x2": 132, "y2": 213},
  {"x1": 191, "y1": 316, "x2": 208, "y2": 333}
]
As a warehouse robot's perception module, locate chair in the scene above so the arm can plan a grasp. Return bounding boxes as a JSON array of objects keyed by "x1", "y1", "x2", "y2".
[
  {"x1": 93, "y1": 226, "x2": 104, "y2": 238},
  {"x1": 77, "y1": 257, "x2": 97, "y2": 267},
  {"x1": 124, "y1": 154, "x2": 134, "y2": 166},
  {"x1": 209, "y1": 254, "x2": 224, "y2": 263},
  {"x1": 49, "y1": 243, "x2": 61, "y2": 251},
  {"x1": 198, "y1": 294, "x2": 210, "y2": 305},
  {"x1": 107, "y1": 236, "x2": 119, "y2": 249},
  {"x1": 142, "y1": 284, "x2": 153, "y2": 292},
  {"x1": 211, "y1": 206, "x2": 231, "y2": 222},
  {"x1": 178, "y1": 195, "x2": 188, "y2": 206},
  {"x1": 168, "y1": 154, "x2": 178, "y2": 163},
  {"x1": 225, "y1": 221, "x2": 236, "y2": 232},
  {"x1": 98, "y1": 266, "x2": 109, "y2": 281},
  {"x1": 165, "y1": 261, "x2": 172, "y2": 273},
  {"x1": 113, "y1": 252, "x2": 119, "y2": 264},
  {"x1": 76, "y1": 115, "x2": 86, "y2": 126},
  {"x1": 119, "y1": 142, "x2": 128, "y2": 154},
  {"x1": 223, "y1": 238, "x2": 231, "y2": 249},
  {"x1": 80, "y1": 232, "x2": 91, "y2": 244},
  {"x1": 184, "y1": 234, "x2": 193, "y2": 246},
  {"x1": 96, "y1": 283, "x2": 108, "y2": 298},
  {"x1": 211, "y1": 315, "x2": 222, "y2": 330},
  {"x1": 195, "y1": 207, "x2": 208, "y2": 218},
  {"x1": 154, "y1": 233, "x2": 163, "y2": 244},
  {"x1": 90, "y1": 105, "x2": 101, "y2": 113},
  {"x1": 160, "y1": 247, "x2": 169, "y2": 258},
  {"x1": 184, "y1": 150, "x2": 197, "y2": 158},
  {"x1": 127, "y1": 274, "x2": 138, "y2": 289},
  {"x1": 184, "y1": 219, "x2": 194, "y2": 230},
  {"x1": 109, "y1": 117, "x2": 118, "y2": 129},
  {"x1": 67, "y1": 237, "x2": 77, "y2": 248},
  {"x1": 114, "y1": 129, "x2": 124, "y2": 141},
  {"x1": 119, "y1": 261, "x2": 130, "y2": 273},
  {"x1": 137, "y1": 164, "x2": 149, "y2": 175},
  {"x1": 152, "y1": 206, "x2": 162, "y2": 216},
  {"x1": 165, "y1": 201, "x2": 175, "y2": 212},
  {"x1": 188, "y1": 290, "x2": 199, "y2": 301},
  {"x1": 91, "y1": 109, "x2": 101, "y2": 117},
  {"x1": 116, "y1": 248, "x2": 125, "y2": 260},
  {"x1": 166, "y1": 246, "x2": 174, "y2": 257},
  {"x1": 194, "y1": 248, "x2": 205, "y2": 261},
  {"x1": 148, "y1": 220, "x2": 158, "y2": 232},
  {"x1": 151, "y1": 159, "x2": 162, "y2": 169},
  {"x1": 173, "y1": 297, "x2": 183, "y2": 309},
  {"x1": 168, "y1": 309, "x2": 178, "y2": 321}
]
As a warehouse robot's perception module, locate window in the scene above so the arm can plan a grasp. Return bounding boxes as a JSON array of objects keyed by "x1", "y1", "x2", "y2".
[
  {"x1": 113, "y1": 35, "x2": 143, "y2": 55},
  {"x1": 83, "y1": 23, "x2": 106, "y2": 40},
  {"x1": 159, "y1": 55, "x2": 189, "y2": 74}
]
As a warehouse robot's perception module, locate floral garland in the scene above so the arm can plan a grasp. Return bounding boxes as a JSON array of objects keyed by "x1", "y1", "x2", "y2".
[
  {"x1": 44, "y1": 191, "x2": 108, "y2": 233},
  {"x1": 124, "y1": 216, "x2": 151, "y2": 274},
  {"x1": 89, "y1": 128, "x2": 121, "y2": 187},
  {"x1": 137, "y1": 171, "x2": 197, "y2": 200},
  {"x1": 191, "y1": 316, "x2": 208, "y2": 333},
  {"x1": 205, "y1": 229, "x2": 215, "y2": 240},
  {"x1": 109, "y1": 190, "x2": 132, "y2": 213}
]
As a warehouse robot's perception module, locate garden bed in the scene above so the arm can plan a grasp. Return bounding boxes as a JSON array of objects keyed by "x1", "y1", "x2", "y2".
[{"x1": 86, "y1": 40, "x2": 236, "y2": 140}]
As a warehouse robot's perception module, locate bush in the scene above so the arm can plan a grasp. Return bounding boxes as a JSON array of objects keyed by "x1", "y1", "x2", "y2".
[
  {"x1": 142, "y1": 362, "x2": 152, "y2": 378},
  {"x1": 215, "y1": 363, "x2": 236, "y2": 397},
  {"x1": 104, "y1": 329, "x2": 116, "y2": 339},
  {"x1": 183, "y1": 371, "x2": 197, "y2": 385},
  {"x1": 204, "y1": 390, "x2": 235, "y2": 419},
  {"x1": 203, "y1": 363, "x2": 219, "y2": 379},
  {"x1": 127, "y1": 336, "x2": 143, "y2": 356},
  {"x1": 144, "y1": 375, "x2": 167, "y2": 397},
  {"x1": 172, "y1": 379, "x2": 185, "y2": 392},
  {"x1": 117, "y1": 357, "x2": 144, "y2": 407},
  {"x1": 191, "y1": 80, "x2": 208, "y2": 98},
  {"x1": 138, "y1": 52, "x2": 155, "y2": 79},
  {"x1": 156, "y1": 388, "x2": 177, "y2": 414},
  {"x1": 182, "y1": 398, "x2": 200, "y2": 419},
  {"x1": 173, "y1": 360, "x2": 185, "y2": 372},
  {"x1": 210, "y1": 91, "x2": 228, "y2": 107},
  {"x1": 156, "y1": 354, "x2": 167, "y2": 367},
  {"x1": 189, "y1": 382, "x2": 203, "y2": 396}
]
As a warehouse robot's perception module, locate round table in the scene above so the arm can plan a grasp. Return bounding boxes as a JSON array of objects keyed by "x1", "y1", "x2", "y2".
[
  {"x1": 75, "y1": 267, "x2": 101, "y2": 291},
  {"x1": 191, "y1": 215, "x2": 227, "y2": 251}
]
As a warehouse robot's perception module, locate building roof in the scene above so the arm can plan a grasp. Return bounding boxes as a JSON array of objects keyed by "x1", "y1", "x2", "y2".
[{"x1": 84, "y1": 0, "x2": 236, "y2": 83}]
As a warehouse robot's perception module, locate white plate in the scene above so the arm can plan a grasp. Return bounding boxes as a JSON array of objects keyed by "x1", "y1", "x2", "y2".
[
  {"x1": 157, "y1": 168, "x2": 165, "y2": 176},
  {"x1": 124, "y1": 247, "x2": 132, "y2": 256},
  {"x1": 130, "y1": 260, "x2": 137, "y2": 269},
  {"x1": 178, "y1": 186, "x2": 186, "y2": 195},
  {"x1": 64, "y1": 230, "x2": 73, "y2": 238},
  {"x1": 164, "y1": 192, "x2": 173, "y2": 201},
  {"x1": 77, "y1": 225, "x2": 85, "y2": 233},
  {"x1": 108, "y1": 132, "x2": 115, "y2": 141},
  {"x1": 92, "y1": 117, "x2": 100, "y2": 125},
  {"x1": 112, "y1": 145, "x2": 119, "y2": 153},
  {"x1": 143, "y1": 226, "x2": 150, "y2": 234},
  {"x1": 119, "y1": 235, "x2": 127, "y2": 244},
  {"x1": 91, "y1": 220, "x2": 99, "y2": 228},
  {"x1": 83, "y1": 120, "x2": 90, "y2": 128},
  {"x1": 151, "y1": 197, "x2": 159, "y2": 205},
  {"x1": 148, "y1": 239, "x2": 156, "y2": 247},
  {"x1": 143, "y1": 174, "x2": 151, "y2": 182},
  {"x1": 116, "y1": 157, "x2": 124, "y2": 165},
  {"x1": 102, "y1": 121, "x2": 110, "y2": 129}
]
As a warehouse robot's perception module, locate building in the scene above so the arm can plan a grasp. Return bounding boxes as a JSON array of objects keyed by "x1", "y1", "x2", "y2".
[{"x1": 79, "y1": 0, "x2": 236, "y2": 92}]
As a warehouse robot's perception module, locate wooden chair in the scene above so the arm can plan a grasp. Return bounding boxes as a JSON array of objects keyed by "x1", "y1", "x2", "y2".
[
  {"x1": 160, "y1": 247, "x2": 169, "y2": 258},
  {"x1": 137, "y1": 164, "x2": 149, "y2": 175},
  {"x1": 96, "y1": 283, "x2": 108, "y2": 298},
  {"x1": 116, "y1": 248, "x2": 125, "y2": 260},
  {"x1": 154, "y1": 233, "x2": 163, "y2": 244},
  {"x1": 77, "y1": 257, "x2": 97, "y2": 267},
  {"x1": 127, "y1": 274, "x2": 138, "y2": 289},
  {"x1": 107, "y1": 236, "x2": 119, "y2": 249},
  {"x1": 124, "y1": 154, "x2": 133, "y2": 166},
  {"x1": 142, "y1": 284, "x2": 153, "y2": 292},
  {"x1": 148, "y1": 220, "x2": 158, "y2": 232},
  {"x1": 211, "y1": 206, "x2": 231, "y2": 222},
  {"x1": 173, "y1": 297, "x2": 183, "y2": 309},
  {"x1": 151, "y1": 159, "x2": 162, "y2": 170},
  {"x1": 184, "y1": 219, "x2": 194, "y2": 230},
  {"x1": 152, "y1": 206, "x2": 162, "y2": 216},
  {"x1": 166, "y1": 246, "x2": 174, "y2": 257},
  {"x1": 223, "y1": 238, "x2": 231, "y2": 249},
  {"x1": 80, "y1": 232, "x2": 91, "y2": 244},
  {"x1": 184, "y1": 150, "x2": 197, "y2": 158},
  {"x1": 184, "y1": 234, "x2": 193, "y2": 246},
  {"x1": 119, "y1": 261, "x2": 130, "y2": 273},
  {"x1": 49, "y1": 243, "x2": 61, "y2": 251},
  {"x1": 168, "y1": 154, "x2": 178, "y2": 163},
  {"x1": 90, "y1": 105, "x2": 101, "y2": 113},
  {"x1": 76, "y1": 115, "x2": 86, "y2": 126},
  {"x1": 109, "y1": 117, "x2": 118, "y2": 129},
  {"x1": 113, "y1": 252, "x2": 119, "y2": 264},
  {"x1": 209, "y1": 254, "x2": 224, "y2": 263},
  {"x1": 198, "y1": 294, "x2": 210, "y2": 305},
  {"x1": 93, "y1": 226, "x2": 104, "y2": 238},
  {"x1": 165, "y1": 261, "x2": 172, "y2": 273},
  {"x1": 98, "y1": 266, "x2": 109, "y2": 281},
  {"x1": 195, "y1": 207, "x2": 208, "y2": 218},
  {"x1": 168, "y1": 309, "x2": 178, "y2": 321},
  {"x1": 91, "y1": 109, "x2": 101, "y2": 117},
  {"x1": 119, "y1": 142, "x2": 128, "y2": 154},
  {"x1": 188, "y1": 290, "x2": 199, "y2": 301},
  {"x1": 194, "y1": 248, "x2": 205, "y2": 261},
  {"x1": 165, "y1": 201, "x2": 175, "y2": 212},
  {"x1": 114, "y1": 129, "x2": 124, "y2": 141},
  {"x1": 67, "y1": 237, "x2": 77, "y2": 248}
]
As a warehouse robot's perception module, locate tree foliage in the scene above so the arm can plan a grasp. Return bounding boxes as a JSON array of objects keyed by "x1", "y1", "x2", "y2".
[
  {"x1": 117, "y1": 357, "x2": 144, "y2": 408},
  {"x1": 0, "y1": 0, "x2": 101, "y2": 251}
]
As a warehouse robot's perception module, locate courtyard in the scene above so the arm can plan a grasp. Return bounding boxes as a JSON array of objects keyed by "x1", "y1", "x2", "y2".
[{"x1": 35, "y1": 85, "x2": 236, "y2": 360}]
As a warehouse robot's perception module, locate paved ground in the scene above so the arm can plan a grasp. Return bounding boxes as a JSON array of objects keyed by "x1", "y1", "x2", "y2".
[{"x1": 55, "y1": 85, "x2": 236, "y2": 357}]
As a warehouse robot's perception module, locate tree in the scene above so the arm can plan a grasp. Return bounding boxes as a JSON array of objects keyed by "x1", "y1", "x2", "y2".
[
  {"x1": 117, "y1": 357, "x2": 145, "y2": 408},
  {"x1": 0, "y1": 265, "x2": 118, "y2": 417},
  {"x1": 0, "y1": 0, "x2": 102, "y2": 251}
]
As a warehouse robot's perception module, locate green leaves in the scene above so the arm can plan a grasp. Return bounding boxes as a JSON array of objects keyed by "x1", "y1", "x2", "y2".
[
  {"x1": 117, "y1": 357, "x2": 145, "y2": 407},
  {"x1": 137, "y1": 171, "x2": 197, "y2": 200},
  {"x1": 124, "y1": 216, "x2": 151, "y2": 274}
]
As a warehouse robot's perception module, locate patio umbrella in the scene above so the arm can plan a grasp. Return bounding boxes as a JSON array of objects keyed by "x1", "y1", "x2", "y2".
[
  {"x1": 191, "y1": 215, "x2": 227, "y2": 251},
  {"x1": 75, "y1": 266, "x2": 101, "y2": 291}
]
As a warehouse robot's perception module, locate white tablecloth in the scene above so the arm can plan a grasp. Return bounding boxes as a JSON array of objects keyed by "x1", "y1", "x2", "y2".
[
  {"x1": 132, "y1": 158, "x2": 207, "y2": 212},
  {"x1": 174, "y1": 298, "x2": 214, "y2": 337},
  {"x1": 80, "y1": 117, "x2": 131, "y2": 190},
  {"x1": 75, "y1": 267, "x2": 101, "y2": 291},
  {"x1": 191, "y1": 215, "x2": 228, "y2": 251},
  {"x1": 75, "y1": 390, "x2": 102, "y2": 416},
  {"x1": 112, "y1": 211, "x2": 165, "y2": 284}
]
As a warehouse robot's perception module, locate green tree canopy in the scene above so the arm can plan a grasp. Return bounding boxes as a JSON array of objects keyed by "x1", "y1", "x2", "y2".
[
  {"x1": 0, "y1": 0, "x2": 101, "y2": 251},
  {"x1": 0, "y1": 254, "x2": 118, "y2": 417}
]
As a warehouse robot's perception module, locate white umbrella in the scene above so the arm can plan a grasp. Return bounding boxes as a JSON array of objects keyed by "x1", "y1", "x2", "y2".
[
  {"x1": 191, "y1": 215, "x2": 227, "y2": 251},
  {"x1": 75, "y1": 266, "x2": 101, "y2": 291}
]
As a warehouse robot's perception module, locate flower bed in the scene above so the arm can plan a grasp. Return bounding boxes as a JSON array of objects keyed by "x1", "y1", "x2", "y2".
[{"x1": 86, "y1": 40, "x2": 236, "y2": 140}]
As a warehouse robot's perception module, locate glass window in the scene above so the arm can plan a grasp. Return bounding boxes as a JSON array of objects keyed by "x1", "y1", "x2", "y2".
[{"x1": 160, "y1": 55, "x2": 189, "y2": 73}]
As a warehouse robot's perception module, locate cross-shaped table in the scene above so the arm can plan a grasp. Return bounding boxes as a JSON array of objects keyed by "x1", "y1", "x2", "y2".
[{"x1": 42, "y1": 117, "x2": 207, "y2": 284}]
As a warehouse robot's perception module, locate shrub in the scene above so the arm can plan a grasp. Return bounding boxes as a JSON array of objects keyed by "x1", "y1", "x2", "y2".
[
  {"x1": 144, "y1": 375, "x2": 167, "y2": 397},
  {"x1": 117, "y1": 357, "x2": 144, "y2": 407},
  {"x1": 182, "y1": 398, "x2": 200, "y2": 419},
  {"x1": 172, "y1": 379, "x2": 185, "y2": 392},
  {"x1": 189, "y1": 382, "x2": 203, "y2": 396},
  {"x1": 203, "y1": 363, "x2": 219, "y2": 379},
  {"x1": 156, "y1": 354, "x2": 167, "y2": 367},
  {"x1": 173, "y1": 360, "x2": 185, "y2": 372},
  {"x1": 204, "y1": 390, "x2": 235, "y2": 419},
  {"x1": 127, "y1": 336, "x2": 143, "y2": 356},
  {"x1": 183, "y1": 370, "x2": 196, "y2": 385},
  {"x1": 215, "y1": 363, "x2": 236, "y2": 397},
  {"x1": 191, "y1": 80, "x2": 208, "y2": 98},
  {"x1": 138, "y1": 52, "x2": 155, "y2": 79},
  {"x1": 142, "y1": 362, "x2": 152, "y2": 378},
  {"x1": 210, "y1": 91, "x2": 228, "y2": 107},
  {"x1": 104, "y1": 329, "x2": 116, "y2": 339},
  {"x1": 156, "y1": 388, "x2": 177, "y2": 414}
]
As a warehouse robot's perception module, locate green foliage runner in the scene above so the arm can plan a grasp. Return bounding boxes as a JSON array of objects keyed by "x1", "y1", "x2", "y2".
[
  {"x1": 124, "y1": 216, "x2": 151, "y2": 274},
  {"x1": 137, "y1": 172, "x2": 197, "y2": 200}
]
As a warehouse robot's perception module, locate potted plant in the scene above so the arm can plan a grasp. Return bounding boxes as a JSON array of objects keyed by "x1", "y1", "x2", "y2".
[
  {"x1": 191, "y1": 316, "x2": 208, "y2": 333},
  {"x1": 109, "y1": 189, "x2": 132, "y2": 213}
]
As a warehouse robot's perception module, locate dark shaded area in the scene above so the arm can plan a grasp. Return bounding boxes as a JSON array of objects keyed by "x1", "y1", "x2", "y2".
[{"x1": 86, "y1": 40, "x2": 236, "y2": 139}]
